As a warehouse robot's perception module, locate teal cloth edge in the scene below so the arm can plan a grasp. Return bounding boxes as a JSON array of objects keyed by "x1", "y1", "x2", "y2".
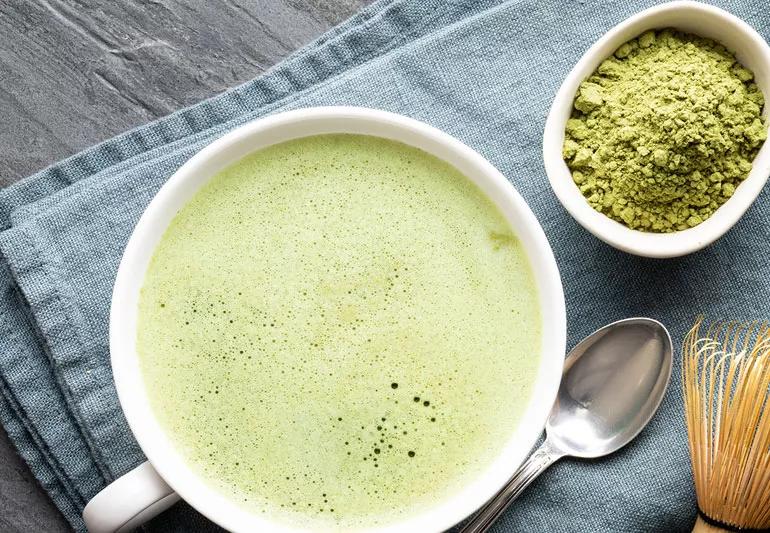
[{"x1": 0, "y1": 392, "x2": 85, "y2": 529}]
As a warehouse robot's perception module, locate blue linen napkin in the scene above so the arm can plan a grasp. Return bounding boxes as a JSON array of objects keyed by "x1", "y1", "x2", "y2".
[{"x1": 2, "y1": 0, "x2": 769, "y2": 531}]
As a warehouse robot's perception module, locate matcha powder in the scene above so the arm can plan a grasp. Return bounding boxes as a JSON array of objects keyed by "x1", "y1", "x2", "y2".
[{"x1": 563, "y1": 29, "x2": 767, "y2": 232}]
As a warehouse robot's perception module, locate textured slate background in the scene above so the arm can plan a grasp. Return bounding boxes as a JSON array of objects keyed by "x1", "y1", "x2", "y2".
[{"x1": 0, "y1": 1, "x2": 370, "y2": 530}]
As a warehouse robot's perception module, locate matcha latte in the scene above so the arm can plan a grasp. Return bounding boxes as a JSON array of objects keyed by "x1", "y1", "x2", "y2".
[{"x1": 137, "y1": 134, "x2": 541, "y2": 529}]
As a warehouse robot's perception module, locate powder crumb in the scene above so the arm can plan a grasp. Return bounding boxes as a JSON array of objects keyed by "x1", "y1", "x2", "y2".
[{"x1": 563, "y1": 29, "x2": 767, "y2": 232}]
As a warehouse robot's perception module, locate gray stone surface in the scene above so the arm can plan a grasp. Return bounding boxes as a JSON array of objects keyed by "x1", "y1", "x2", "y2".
[{"x1": 0, "y1": 1, "x2": 370, "y2": 530}]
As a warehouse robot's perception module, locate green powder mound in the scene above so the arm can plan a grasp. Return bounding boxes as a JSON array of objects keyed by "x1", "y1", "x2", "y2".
[
  {"x1": 138, "y1": 134, "x2": 541, "y2": 529},
  {"x1": 563, "y1": 29, "x2": 767, "y2": 232}
]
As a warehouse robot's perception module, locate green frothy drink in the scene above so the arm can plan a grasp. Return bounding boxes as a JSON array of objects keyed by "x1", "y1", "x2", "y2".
[{"x1": 137, "y1": 134, "x2": 541, "y2": 529}]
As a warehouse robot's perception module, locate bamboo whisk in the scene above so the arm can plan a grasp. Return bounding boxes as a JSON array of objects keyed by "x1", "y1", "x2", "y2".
[{"x1": 682, "y1": 317, "x2": 770, "y2": 532}]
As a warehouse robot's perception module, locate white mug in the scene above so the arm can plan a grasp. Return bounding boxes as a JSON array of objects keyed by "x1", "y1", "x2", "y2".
[{"x1": 83, "y1": 107, "x2": 567, "y2": 532}]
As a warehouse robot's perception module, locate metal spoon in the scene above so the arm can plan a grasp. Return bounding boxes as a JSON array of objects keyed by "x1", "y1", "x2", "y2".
[{"x1": 461, "y1": 317, "x2": 673, "y2": 533}]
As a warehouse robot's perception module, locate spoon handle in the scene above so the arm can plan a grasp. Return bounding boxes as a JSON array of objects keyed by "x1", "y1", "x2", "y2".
[{"x1": 460, "y1": 438, "x2": 565, "y2": 533}]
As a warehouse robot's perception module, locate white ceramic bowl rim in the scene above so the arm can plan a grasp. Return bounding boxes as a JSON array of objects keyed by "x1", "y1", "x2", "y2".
[
  {"x1": 543, "y1": 0, "x2": 770, "y2": 258},
  {"x1": 111, "y1": 106, "x2": 566, "y2": 532}
]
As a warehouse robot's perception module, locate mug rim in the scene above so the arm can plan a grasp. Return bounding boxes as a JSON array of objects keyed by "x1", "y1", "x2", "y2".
[{"x1": 110, "y1": 106, "x2": 566, "y2": 532}]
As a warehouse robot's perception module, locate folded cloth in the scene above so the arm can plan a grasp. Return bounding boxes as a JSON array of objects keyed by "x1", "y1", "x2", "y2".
[{"x1": 2, "y1": 0, "x2": 769, "y2": 531}]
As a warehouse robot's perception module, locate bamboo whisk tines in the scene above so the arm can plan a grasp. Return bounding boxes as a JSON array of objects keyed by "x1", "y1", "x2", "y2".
[{"x1": 682, "y1": 317, "x2": 770, "y2": 532}]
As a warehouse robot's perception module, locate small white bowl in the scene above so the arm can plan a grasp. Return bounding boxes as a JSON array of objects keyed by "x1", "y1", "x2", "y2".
[{"x1": 543, "y1": 0, "x2": 770, "y2": 258}]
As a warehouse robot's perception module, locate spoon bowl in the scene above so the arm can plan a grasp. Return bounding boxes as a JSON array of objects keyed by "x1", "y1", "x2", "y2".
[
  {"x1": 462, "y1": 317, "x2": 673, "y2": 533},
  {"x1": 548, "y1": 318, "x2": 673, "y2": 458}
]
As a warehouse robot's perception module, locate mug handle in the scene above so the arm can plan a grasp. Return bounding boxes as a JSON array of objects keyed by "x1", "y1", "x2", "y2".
[{"x1": 83, "y1": 461, "x2": 180, "y2": 533}]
